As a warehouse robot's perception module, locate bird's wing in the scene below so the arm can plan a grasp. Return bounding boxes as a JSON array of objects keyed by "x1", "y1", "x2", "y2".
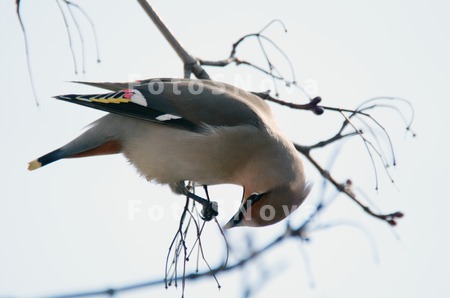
[
  {"x1": 57, "y1": 79, "x2": 270, "y2": 132},
  {"x1": 71, "y1": 78, "x2": 172, "y2": 92}
]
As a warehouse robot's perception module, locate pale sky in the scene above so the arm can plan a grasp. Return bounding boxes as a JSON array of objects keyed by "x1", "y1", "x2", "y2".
[{"x1": 1, "y1": 0, "x2": 449, "y2": 297}]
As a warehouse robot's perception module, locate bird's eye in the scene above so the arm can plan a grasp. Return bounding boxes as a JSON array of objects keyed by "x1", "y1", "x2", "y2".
[
  {"x1": 227, "y1": 193, "x2": 266, "y2": 226},
  {"x1": 246, "y1": 193, "x2": 264, "y2": 208}
]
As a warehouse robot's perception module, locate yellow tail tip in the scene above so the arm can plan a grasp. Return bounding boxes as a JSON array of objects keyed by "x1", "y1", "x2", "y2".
[{"x1": 28, "y1": 160, "x2": 42, "y2": 171}]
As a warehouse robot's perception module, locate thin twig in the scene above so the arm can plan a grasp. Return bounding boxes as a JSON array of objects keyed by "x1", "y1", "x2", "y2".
[
  {"x1": 339, "y1": 110, "x2": 381, "y2": 190},
  {"x1": 308, "y1": 131, "x2": 361, "y2": 151},
  {"x1": 16, "y1": 0, "x2": 39, "y2": 105},
  {"x1": 198, "y1": 20, "x2": 310, "y2": 99},
  {"x1": 65, "y1": 0, "x2": 101, "y2": 63},
  {"x1": 55, "y1": 0, "x2": 78, "y2": 74},
  {"x1": 64, "y1": 1, "x2": 86, "y2": 74}
]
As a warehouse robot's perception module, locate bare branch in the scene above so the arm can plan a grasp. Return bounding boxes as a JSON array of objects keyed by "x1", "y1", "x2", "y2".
[
  {"x1": 37, "y1": 198, "x2": 328, "y2": 298},
  {"x1": 293, "y1": 143, "x2": 404, "y2": 226},
  {"x1": 252, "y1": 92, "x2": 324, "y2": 115},
  {"x1": 17, "y1": 3, "x2": 415, "y2": 297},
  {"x1": 135, "y1": 0, "x2": 209, "y2": 80},
  {"x1": 197, "y1": 20, "x2": 314, "y2": 99},
  {"x1": 39, "y1": 230, "x2": 289, "y2": 298}
]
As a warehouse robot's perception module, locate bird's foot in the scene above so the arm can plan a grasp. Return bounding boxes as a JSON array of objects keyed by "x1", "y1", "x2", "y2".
[
  {"x1": 201, "y1": 201, "x2": 219, "y2": 221},
  {"x1": 184, "y1": 189, "x2": 219, "y2": 221}
]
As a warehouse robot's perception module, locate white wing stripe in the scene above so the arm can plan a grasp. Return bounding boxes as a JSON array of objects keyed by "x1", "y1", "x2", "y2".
[
  {"x1": 156, "y1": 114, "x2": 182, "y2": 121},
  {"x1": 131, "y1": 89, "x2": 148, "y2": 107}
]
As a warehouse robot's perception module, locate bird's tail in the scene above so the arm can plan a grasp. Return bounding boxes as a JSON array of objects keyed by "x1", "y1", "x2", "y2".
[
  {"x1": 28, "y1": 120, "x2": 122, "y2": 171},
  {"x1": 28, "y1": 148, "x2": 68, "y2": 171}
]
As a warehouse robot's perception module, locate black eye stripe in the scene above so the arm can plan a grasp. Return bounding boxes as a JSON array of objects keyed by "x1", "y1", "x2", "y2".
[
  {"x1": 230, "y1": 192, "x2": 266, "y2": 225},
  {"x1": 247, "y1": 193, "x2": 264, "y2": 207}
]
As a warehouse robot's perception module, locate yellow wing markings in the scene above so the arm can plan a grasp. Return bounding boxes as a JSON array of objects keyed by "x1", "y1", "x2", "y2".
[{"x1": 88, "y1": 97, "x2": 131, "y2": 104}]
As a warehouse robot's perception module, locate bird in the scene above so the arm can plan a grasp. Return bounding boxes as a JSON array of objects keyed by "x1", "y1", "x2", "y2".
[{"x1": 28, "y1": 78, "x2": 311, "y2": 228}]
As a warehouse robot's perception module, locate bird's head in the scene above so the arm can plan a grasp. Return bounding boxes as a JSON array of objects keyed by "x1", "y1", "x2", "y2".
[{"x1": 224, "y1": 181, "x2": 311, "y2": 228}]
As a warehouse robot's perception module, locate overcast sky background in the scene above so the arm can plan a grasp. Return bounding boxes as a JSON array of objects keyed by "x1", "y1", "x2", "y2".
[{"x1": 1, "y1": 0, "x2": 449, "y2": 297}]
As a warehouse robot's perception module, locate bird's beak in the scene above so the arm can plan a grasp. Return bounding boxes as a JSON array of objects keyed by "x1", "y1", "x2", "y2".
[
  {"x1": 224, "y1": 214, "x2": 242, "y2": 229},
  {"x1": 224, "y1": 192, "x2": 264, "y2": 229}
]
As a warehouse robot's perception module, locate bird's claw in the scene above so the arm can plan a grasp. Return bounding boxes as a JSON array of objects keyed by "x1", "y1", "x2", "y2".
[{"x1": 201, "y1": 201, "x2": 219, "y2": 221}]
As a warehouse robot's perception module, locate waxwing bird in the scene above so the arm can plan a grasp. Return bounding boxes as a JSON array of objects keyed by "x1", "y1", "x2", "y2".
[{"x1": 28, "y1": 78, "x2": 311, "y2": 228}]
